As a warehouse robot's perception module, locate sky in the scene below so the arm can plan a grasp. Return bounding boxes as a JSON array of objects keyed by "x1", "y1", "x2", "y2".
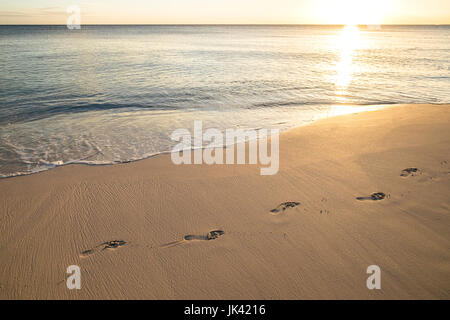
[{"x1": 0, "y1": 0, "x2": 449, "y2": 25}]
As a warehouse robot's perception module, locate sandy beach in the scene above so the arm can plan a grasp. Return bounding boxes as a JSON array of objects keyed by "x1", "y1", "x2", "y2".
[{"x1": 0, "y1": 104, "x2": 449, "y2": 299}]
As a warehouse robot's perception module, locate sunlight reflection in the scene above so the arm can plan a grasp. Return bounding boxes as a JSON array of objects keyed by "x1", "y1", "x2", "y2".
[
  {"x1": 326, "y1": 104, "x2": 383, "y2": 117},
  {"x1": 335, "y1": 24, "x2": 361, "y2": 101}
]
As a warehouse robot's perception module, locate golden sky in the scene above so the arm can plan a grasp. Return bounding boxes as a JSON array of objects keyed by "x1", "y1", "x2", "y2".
[{"x1": 1, "y1": 0, "x2": 449, "y2": 25}]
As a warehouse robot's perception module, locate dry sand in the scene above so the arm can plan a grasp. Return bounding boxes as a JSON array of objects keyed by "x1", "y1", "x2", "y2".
[{"x1": 0, "y1": 104, "x2": 449, "y2": 299}]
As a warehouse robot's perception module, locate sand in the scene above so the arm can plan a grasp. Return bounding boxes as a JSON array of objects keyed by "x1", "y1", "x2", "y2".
[{"x1": 0, "y1": 104, "x2": 449, "y2": 299}]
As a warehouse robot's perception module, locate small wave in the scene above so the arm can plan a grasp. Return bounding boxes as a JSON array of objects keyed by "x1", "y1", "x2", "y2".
[
  {"x1": 252, "y1": 101, "x2": 398, "y2": 108},
  {"x1": 0, "y1": 103, "x2": 404, "y2": 180},
  {"x1": 0, "y1": 103, "x2": 183, "y2": 126}
]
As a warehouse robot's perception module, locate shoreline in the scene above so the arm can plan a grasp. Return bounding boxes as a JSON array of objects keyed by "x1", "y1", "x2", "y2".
[
  {"x1": 0, "y1": 103, "x2": 416, "y2": 180},
  {"x1": 0, "y1": 103, "x2": 449, "y2": 299}
]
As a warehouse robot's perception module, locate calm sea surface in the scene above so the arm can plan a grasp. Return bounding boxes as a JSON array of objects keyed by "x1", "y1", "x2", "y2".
[{"x1": 0, "y1": 25, "x2": 449, "y2": 177}]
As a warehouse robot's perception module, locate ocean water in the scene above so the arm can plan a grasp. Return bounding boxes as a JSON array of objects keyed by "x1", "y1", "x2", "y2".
[{"x1": 0, "y1": 25, "x2": 449, "y2": 177}]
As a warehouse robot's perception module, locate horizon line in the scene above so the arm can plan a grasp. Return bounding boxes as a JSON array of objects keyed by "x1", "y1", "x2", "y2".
[{"x1": 1, "y1": 23, "x2": 450, "y2": 26}]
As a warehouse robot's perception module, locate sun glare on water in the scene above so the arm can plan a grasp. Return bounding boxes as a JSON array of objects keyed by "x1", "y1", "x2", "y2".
[
  {"x1": 313, "y1": 0, "x2": 391, "y2": 102},
  {"x1": 335, "y1": 24, "x2": 361, "y2": 100}
]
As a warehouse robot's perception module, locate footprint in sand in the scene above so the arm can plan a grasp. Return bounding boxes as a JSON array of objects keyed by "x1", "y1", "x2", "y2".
[
  {"x1": 356, "y1": 192, "x2": 387, "y2": 201},
  {"x1": 80, "y1": 240, "x2": 126, "y2": 258},
  {"x1": 161, "y1": 230, "x2": 225, "y2": 248},
  {"x1": 400, "y1": 168, "x2": 421, "y2": 177},
  {"x1": 401, "y1": 163, "x2": 449, "y2": 182},
  {"x1": 440, "y1": 161, "x2": 450, "y2": 175},
  {"x1": 270, "y1": 202, "x2": 301, "y2": 215}
]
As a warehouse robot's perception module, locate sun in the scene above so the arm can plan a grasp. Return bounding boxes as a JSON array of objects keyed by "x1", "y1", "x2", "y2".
[{"x1": 315, "y1": 0, "x2": 391, "y2": 25}]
